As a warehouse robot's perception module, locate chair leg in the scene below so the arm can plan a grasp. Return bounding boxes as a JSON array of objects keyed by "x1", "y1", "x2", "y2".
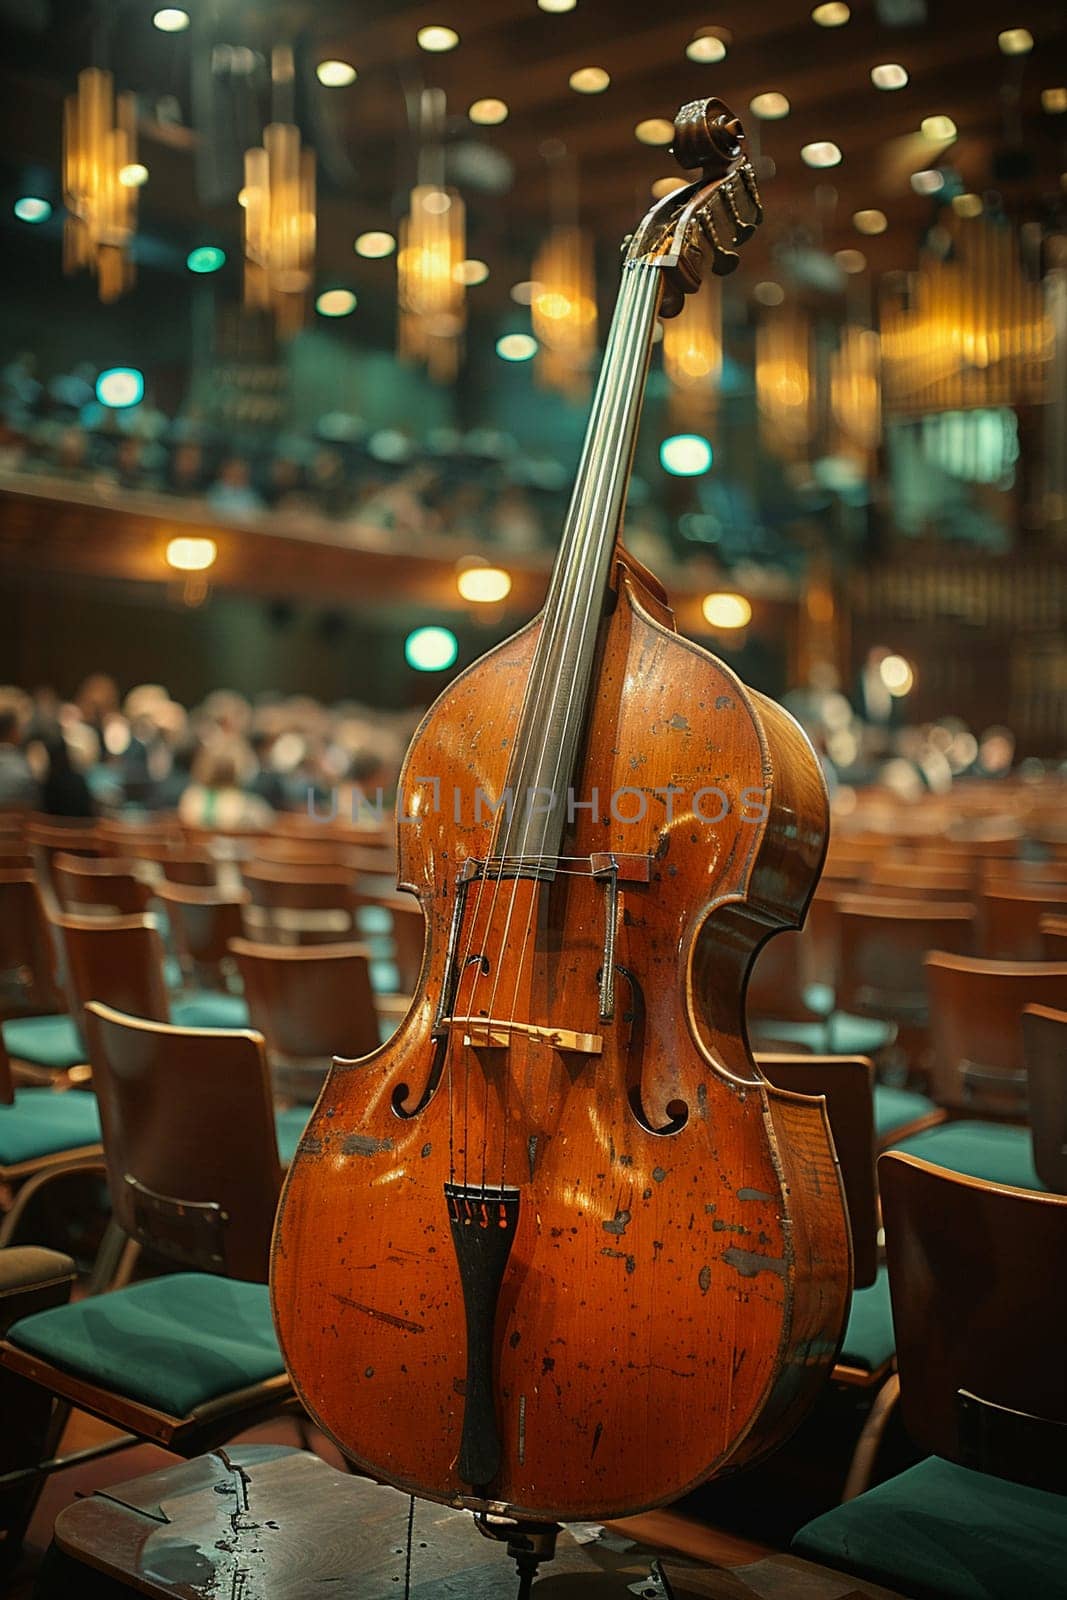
[
  {"x1": 841, "y1": 1371, "x2": 900, "y2": 1502},
  {"x1": 84, "y1": 1221, "x2": 130, "y2": 1297},
  {"x1": 0, "y1": 1378, "x2": 69, "y2": 1578}
]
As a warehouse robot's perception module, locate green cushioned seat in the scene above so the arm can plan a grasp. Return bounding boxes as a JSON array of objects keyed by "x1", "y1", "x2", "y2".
[
  {"x1": 274, "y1": 1106, "x2": 311, "y2": 1165},
  {"x1": 0, "y1": 1089, "x2": 102, "y2": 1166},
  {"x1": 891, "y1": 1120, "x2": 1042, "y2": 1191},
  {"x1": 804, "y1": 982, "x2": 835, "y2": 1018},
  {"x1": 792, "y1": 1455, "x2": 1067, "y2": 1600},
  {"x1": 873, "y1": 1083, "x2": 940, "y2": 1140},
  {"x1": 752, "y1": 1014, "x2": 894, "y2": 1056},
  {"x1": 838, "y1": 1264, "x2": 894, "y2": 1373},
  {"x1": 171, "y1": 992, "x2": 251, "y2": 1030},
  {"x1": 163, "y1": 955, "x2": 183, "y2": 990},
  {"x1": 7, "y1": 1273, "x2": 283, "y2": 1417},
  {"x1": 2, "y1": 1014, "x2": 85, "y2": 1071}
]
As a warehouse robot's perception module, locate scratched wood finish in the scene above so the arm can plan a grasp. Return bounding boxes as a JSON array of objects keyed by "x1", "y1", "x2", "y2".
[{"x1": 272, "y1": 561, "x2": 850, "y2": 1521}]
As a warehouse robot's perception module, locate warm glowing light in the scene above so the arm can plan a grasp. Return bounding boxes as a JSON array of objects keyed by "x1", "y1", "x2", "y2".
[
  {"x1": 952, "y1": 192, "x2": 983, "y2": 217},
  {"x1": 998, "y1": 28, "x2": 1033, "y2": 55},
  {"x1": 96, "y1": 368, "x2": 143, "y2": 408},
  {"x1": 152, "y1": 7, "x2": 189, "y2": 31},
  {"x1": 457, "y1": 566, "x2": 512, "y2": 603},
  {"x1": 702, "y1": 592, "x2": 751, "y2": 629},
  {"x1": 921, "y1": 114, "x2": 957, "y2": 143},
  {"x1": 496, "y1": 333, "x2": 538, "y2": 361},
  {"x1": 316, "y1": 60, "x2": 357, "y2": 87},
  {"x1": 398, "y1": 180, "x2": 466, "y2": 382},
  {"x1": 14, "y1": 197, "x2": 51, "y2": 222},
  {"x1": 651, "y1": 176, "x2": 687, "y2": 199},
  {"x1": 1042, "y1": 88, "x2": 1067, "y2": 113},
  {"x1": 538, "y1": 0, "x2": 576, "y2": 10},
  {"x1": 871, "y1": 63, "x2": 908, "y2": 89},
  {"x1": 243, "y1": 119, "x2": 317, "y2": 333},
  {"x1": 750, "y1": 92, "x2": 790, "y2": 119},
  {"x1": 754, "y1": 281, "x2": 785, "y2": 306},
  {"x1": 63, "y1": 67, "x2": 139, "y2": 301},
  {"x1": 316, "y1": 288, "x2": 357, "y2": 316},
  {"x1": 510, "y1": 281, "x2": 539, "y2": 305},
  {"x1": 405, "y1": 626, "x2": 458, "y2": 671},
  {"x1": 532, "y1": 226, "x2": 598, "y2": 397},
  {"x1": 186, "y1": 245, "x2": 225, "y2": 273},
  {"x1": 802, "y1": 141, "x2": 842, "y2": 168},
  {"x1": 812, "y1": 2, "x2": 849, "y2": 24},
  {"x1": 853, "y1": 208, "x2": 887, "y2": 235},
  {"x1": 118, "y1": 163, "x2": 149, "y2": 187},
  {"x1": 686, "y1": 32, "x2": 727, "y2": 63},
  {"x1": 879, "y1": 654, "x2": 914, "y2": 695},
  {"x1": 166, "y1": 536, "x2": 217, "y2": 573},
  {"x1": 454, "y1": 258, "x2": 489, "y2": 285},
  {"x1": 660, "y1": 434, "x2": 713, "y2": 476},
  {"x1": 417, "y1": 26, "x2": 459, "y2": 52},
  {"x1": 635, "y1": 118, "x2": 675, "y2": 146},
  {"x1": 911, "y1": 168, "x2": 945, "y2": 195},
  {"x1": 835, "y1": 248, "x2": 867, "y2": 274},
  {"x1": 469, "y1": 98, "x2": 508, "y2": 125},
  {"x1": 355, "y1": 230, "x2": 396, "y2": 258},
  {"x1": 569, "y1": 66, "x2": 610, "y2": 93}
]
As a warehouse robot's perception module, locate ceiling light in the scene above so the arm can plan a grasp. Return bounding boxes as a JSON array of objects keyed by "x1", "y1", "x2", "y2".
[
  {"x1": 316, "y1": 61, "x2": 357, "y2": 87},
  {"x1": 702, "y1": 592, "x2": 751, "y2": 629},
  {"x1": 510, "y1": 281, "x2": 539, "y2": 305},
  {"x1": 569, "y1": 66, "x2": 609, "y2": 93},
  {"x1": 651, "y1": 176, "x2": 687, "y2": 199},
  {"x1": 405, "y1": 626, "x2": 458, "y2": 671},
  {"x1": 354, "y1": 230, "x2": 396, "y2": 258},
  {"x1": 686, "y1": 32, "x2": 727, "y2": 63},
  {"x1": 457, "y1": 565, "x2": 512, "y2": 603},
  {"x1": 152, "y1": 8, "x2": 189, "y2": 31},
  {"x1": 998, "y1": 28, "x2": 1033, "y2": 54},
  {"x1": 496, "y1": 333, "x2": 538, "y2": 361},
  {"x1": 1042, "y1": 87, "x2": 1067, "y2": 113},
  {"x1": 802, "y1": 141, "x2": 842, "y2": 168},
  {"x1": 812, "y1": 2, "x2": 850, "y2": 24},
  {"x1": 835, "y1": 248, "x2": 866, "y2": 273},
  {"x1": 879, "y1": 654, "x2": 914, "y2": 695},
  {"x1": 118, "y1": 163, "x2": 149, "y2": 187},
  {"x1": 96, "y1": 368, "x2": 144, "y2": 408},
  {"x1": 871, "y1": 63, "x2": 908, "y2": 89},
  {"x1": 660, "y1": 434, "x2": 713, "y2": 476},
  {"x1": 469, "y1": 97, "x2": 508, "y2": 125},
  {"x1": 166, "y1": 536, "x2": 217, "y2": 572},
  {"x1": 921, "y1": 114, "x2": 957, "y2": 142},
  {"x1": 316, "y1": 289, "x2": 357, "y2": 316},
  {"x1": 186, "y1": 245, "x2": 225, "y2": 273},
  {"x1": 750, "y1": 92, "x2": 790, "y2": 119},
  {"x1": 911, "y1": 168, "x2": 945, "y2": 194},
  {"x1": 853, "y1": 208, "x2": 887, "y2": 234},
  {"x1": 952, "y1": 192, "x2": 983, "y2": 217},
  {"x1": 754, "y1": 281, "x2": 785, "y2": 305},
  {"x1": 417, "y1": 26, "x2": 459, "y2": 52},
  {"x1": 538, "y1": 0, "x2": 577, "y2": 10},
  {"x1": 454, "y1": 259, "x2": 489, "y2": 285},
  {"x1": 635, "y1": 118, "x2": 674, "y2": 146},
  {"x1": 13, "y1": 197, "x2": 51, "y2": 223}
]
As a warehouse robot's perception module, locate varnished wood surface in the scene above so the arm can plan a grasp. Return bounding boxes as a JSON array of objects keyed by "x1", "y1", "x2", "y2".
[
  {"x1": 273, "y1": 566, "x2": 850, "y2": 1519},
  {"x1": 52, "y1": 1446, "x2": 906, "y2": 1599}
]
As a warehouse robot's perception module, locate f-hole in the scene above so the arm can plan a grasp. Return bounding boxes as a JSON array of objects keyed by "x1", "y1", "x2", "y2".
[
  {"x1": 615, "y1": 964, "x2": 689, "y2": 1136},
  {"x1": 392, "y1": 1034, "x2": 448, "y2": 1119}
]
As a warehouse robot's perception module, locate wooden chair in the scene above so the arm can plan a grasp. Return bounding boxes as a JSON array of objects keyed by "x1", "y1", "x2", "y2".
[
  {"x1": 131, "y1": 842, "x2": 220, "y2": 887},
  {"x1": 154, "y1": 882, "x2": 248, "y2": 991},
  {"x1": 51, "y1": 853, "x2": 153, "y2": 918},
  {"x1": 241, "y1": 861, "x2": 362, "y2": 945},
  {"x1": 383, "y1": 895, "x2": 426, "y2": 995},
  {"x1": 1041, "y1": 914, "x2": 1067, "y2": 961},
  {"x1": 1022, "y1": 1004, "x2": 1067, "y2": 1194},
  {"x1": 980, "y1": 885, "x2": 1067, "y2": 960},
  {"x1": 0, "y1": 1028, "x2": 103, "y2": 1249},
  {"x1": 0, "y1": 873, "x2": 84, "y2": 1083},
  {"x1": 229, "y1": 938, "x2": 380, "y2": 1101},
  {"x1": 863, "y1": 863, "x2": 974, "y2": 902},
  {"x1": 983, "y1": 860, "x2": 1067, "y2": 889},
  {"x1": 25, "y1": 820, "x2": 103, "y2": 906},
  {"x1": 794, "y1": 1155, "x2": 1067, "y2": 1596},
  {"x1": 0, "y1": 1003, "x2": 293, "y2": 1524}
]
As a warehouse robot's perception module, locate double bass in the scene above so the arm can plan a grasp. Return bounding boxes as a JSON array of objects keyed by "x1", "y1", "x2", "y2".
[{"x1": 273, "y1": 98, "x2": 851, "y2": 1536}]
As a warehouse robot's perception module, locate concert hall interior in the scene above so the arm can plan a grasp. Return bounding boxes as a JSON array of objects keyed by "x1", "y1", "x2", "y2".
[{"x1": 0, "y1": 2, "x2": 1065, "y2": 1597}]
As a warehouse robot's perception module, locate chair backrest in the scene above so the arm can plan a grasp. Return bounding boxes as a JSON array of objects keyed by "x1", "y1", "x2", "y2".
[
  {"x1": 925, "y1": 952, "x2": 1067, "y2": 1114},
  {"x1": 746, "y1": 925, "x2": 824, "y2": 1024},
  {"x1": 385, "y1": 898, "x2": 426, "y2": 995},
  {"x1": 757, "y1": 1054, "x2": 877, "y2": 1289},
  {"x1": 836, "y1": 897, "x2": 975, "y2": 1025},
  {"x1": 864, "y1": 863, "x2": 974, "y2": 901},
  {"x1": 984, "y1": 861, "x2": 1067, "y2": 889},
  {"x1": 1041, "y1": 914, "x2": 1067, "y2": 961},
  {"x1": 241, "y1": 861, "x2": 361, "y2": 944},
  {"x1": 880, "y1": 1152, "x2": 1067, "y2": 1493},
  {"x1": 52, "y1": 852, "x2": 153, "y2": 917},
  {"x1": 83, "y1": 1001, "x2": 282, "y2": 1281},
  {"x1": 52, "y1": 911, "x2": 171, "y2": 1026},
  {"x1": 27, "y1": 819, "x2": 103, "y2": 904},
  {"x1": 0, "y1": 870, "x2": 65, "y2": 1016},
  {"x1": 154, "y1": 881, "x2": 248, "y2": 987},
  {"x1": 981, "y1": 885, "x2": 1067, "y2": 960},
  {"x1": 1021, "y1": 1003, "x2": 1067, "y2": 1194},
  {"x1": 229, "y1": 937, "x2": 379, "y2": 1069}
]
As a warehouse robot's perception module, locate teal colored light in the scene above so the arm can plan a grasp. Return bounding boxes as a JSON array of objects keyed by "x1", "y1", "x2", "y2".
[
  {"x1": 405, "y1": 626, "x2": 459, "y2": 672},
  {"x1": 660, "y1": 433, "x2": 714, "y2": 476},
  {"x1": 14, "y1": 197, "x2": 51, "y2": 223},
  {"x1": 96, "y1": 368, "x2": 144, "y2": 409},
  {"x1": 186, "y1": 245, "x2": 226, "y2": 274}
]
